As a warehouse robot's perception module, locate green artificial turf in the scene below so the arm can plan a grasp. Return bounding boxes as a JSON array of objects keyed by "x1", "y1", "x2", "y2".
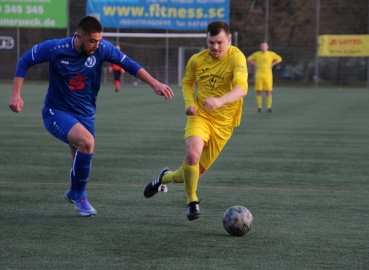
[{"x1": 1, "y1": 83, "x2": 368, "y2": 269}]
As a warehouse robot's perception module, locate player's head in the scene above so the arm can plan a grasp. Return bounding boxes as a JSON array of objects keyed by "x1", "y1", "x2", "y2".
[
  {"x1": 260, "y1": 42, "x2": 269, "y2": 52},
  {"x1": 116, "y1": 44, "x2": 121, "y2": 50},
  {"x1": 75, "y1": 16, "x2": 103, "y2": 56},
  {"x1": 206, "y1": 21, "x2": 231, "y2": 60}
]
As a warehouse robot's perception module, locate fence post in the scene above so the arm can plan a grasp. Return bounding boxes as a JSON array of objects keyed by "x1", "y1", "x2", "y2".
[
  {"x1": 367, "y1": 0, "x2": 369, "y2": 87},
  {"x1": 264, "y1": 0, "x2": 269, "y2": 42},
  {"x1": 315, "y1": 0, "x2": 320, "y2": 88}
]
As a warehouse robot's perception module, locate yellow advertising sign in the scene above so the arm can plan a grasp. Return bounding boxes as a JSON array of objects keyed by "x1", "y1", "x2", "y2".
[{"x1": 318, "y1": 35, "x2": 369, "y2": 57}]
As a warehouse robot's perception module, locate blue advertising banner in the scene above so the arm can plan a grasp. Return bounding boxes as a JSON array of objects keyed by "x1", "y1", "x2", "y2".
[{"x1": 86, "y1": 0, "x2": 229, "y2": 30}]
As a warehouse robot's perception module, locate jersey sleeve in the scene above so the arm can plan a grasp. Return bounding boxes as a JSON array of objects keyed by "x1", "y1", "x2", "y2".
[
  {"x1": 247, "y1": 52, "x2": 257, "y2": 61},
  {"x1": 232, "y1": 52, "x2": 248, "y2": 93},
  {"x1": 102, "y1": 40, "x2": 141, "y2": 76},
  {"x1": 181, "y1": 55, "x2": 197, "y2": 110},
  {"x1": 273, "y1": 52, "x2": 282, "y2": 63},
  {"x1": 14, "y1": 40, "x2": 55, "y2": 78}
]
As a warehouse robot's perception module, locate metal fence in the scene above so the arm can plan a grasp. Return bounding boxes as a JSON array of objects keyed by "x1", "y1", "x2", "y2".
[{"x1": 1, "y1": 0, "x2": 368, "y2": 87}]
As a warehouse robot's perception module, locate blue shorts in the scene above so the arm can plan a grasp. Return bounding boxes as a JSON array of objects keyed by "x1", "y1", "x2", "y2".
[{"x1": 42, "y1": 107, "x2": 95, "y2": 145}]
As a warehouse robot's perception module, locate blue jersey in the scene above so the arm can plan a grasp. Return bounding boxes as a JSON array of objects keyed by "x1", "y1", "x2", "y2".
[{"x1": 15, "y1": 35, "x2": 142, "y2": 117}]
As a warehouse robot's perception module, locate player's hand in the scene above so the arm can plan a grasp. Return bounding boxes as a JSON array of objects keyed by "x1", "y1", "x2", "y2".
[
  {"x1": 9, "y1": 95, "x2": 24, "y2": 113},
  {"x1": 152, "y1": 82, "x2": 174, "y2": 100},
  {"x1": 203, "y1": 97, "x2": 223, "y2": 112},
  {"x1": 186, "y1": 106, "x2": 197, "y2": 115}
]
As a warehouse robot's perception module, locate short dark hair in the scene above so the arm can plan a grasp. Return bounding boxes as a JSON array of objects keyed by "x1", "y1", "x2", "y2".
[
  {"x1": 207, "y1": 21, "x2": 230, "y2": 36},
  {"x1": 77, "y1": 16, "x2": 103, "y2": 34}
]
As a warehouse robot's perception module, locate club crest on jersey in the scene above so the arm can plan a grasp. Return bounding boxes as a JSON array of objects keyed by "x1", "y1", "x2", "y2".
[{"x1": 85, "y1": 56, "x2": 96, "y2": 68}]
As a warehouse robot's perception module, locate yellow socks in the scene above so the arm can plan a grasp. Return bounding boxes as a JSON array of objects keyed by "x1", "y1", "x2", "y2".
[
  {"x1": 162, "y1": 164, "x2": 185, "y2": 184},
  {"x1": 162, "y1": 161, "x2": 199, "y2": 202},
  {"x1": 256, "y1": 93, "x2": 272, "y2": 109},
  {"x1": 256, "y1": 95, "x2": 262, "y2": 109},
  {"x1": 266, "y1": 95, "x2": 272, "y2": 109},
  {"x1": 183, "y1": 161, "x2": 199, "y2": 203}
]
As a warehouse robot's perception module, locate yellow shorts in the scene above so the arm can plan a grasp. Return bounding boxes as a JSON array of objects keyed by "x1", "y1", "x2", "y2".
[
  {"x1": 254, "y1": 73, "x2": 273, "y2": 91},
  {"x1": 184, "y1": 114, "x2": 234, "y2": 170}
]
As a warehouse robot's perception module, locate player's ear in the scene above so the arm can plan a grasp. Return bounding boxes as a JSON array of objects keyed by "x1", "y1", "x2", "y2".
[{"x1": 76, "y1": 32, "x2": 82, "y2": 41}]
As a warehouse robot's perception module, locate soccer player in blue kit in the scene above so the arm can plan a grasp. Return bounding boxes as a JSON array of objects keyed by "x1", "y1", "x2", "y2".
[{"x1": 8, "y1": 16, "x2": 174, "y2": 217}]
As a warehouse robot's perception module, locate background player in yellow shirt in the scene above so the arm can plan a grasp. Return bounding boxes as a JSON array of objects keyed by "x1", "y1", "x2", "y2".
[
  {"x1": 248, "y1": 42, "x2": 282, "y2": 113},
  {"x1": 144, "y1": 21, "x2": 248, "y2": 221}
]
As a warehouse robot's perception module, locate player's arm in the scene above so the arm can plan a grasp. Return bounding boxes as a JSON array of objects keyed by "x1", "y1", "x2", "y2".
[
  {"x1": 135, "y1": 69, "x2": 174, "y2": 100},
  {"x1": 270, "y1": 53, "x2": 282, "y2": 68},
  {"x1": 9, "y1": 40, "x2": 54, "y2": 113},
  {"x1": 181, "y1": 56, "x2": 197, "y2": 115},
  {"x1": 247, "y1": 53, "x2": 257, "y2": 68},
  {"x1": 9, "y1": 77, "x2": 25, "y2": 113},
  {"x1": 271, "y1": 60, "x2": 281, "y2": 68},
  {"x1": 204, "y1": 56, "x2": 248, "y2": 112},
  {"x1": 104, "y1": 41, "x2": 140, "y2": 76},
  {"x1": 203, "y1": 86, "x2": 247, "y2": 112},
  {"x1": 247, "y1": 60, "x2": 257, "y2": 67}
]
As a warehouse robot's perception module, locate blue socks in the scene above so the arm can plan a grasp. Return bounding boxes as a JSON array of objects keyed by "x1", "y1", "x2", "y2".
[{"x1": 70, "y1": 150, "x2": 93, "y2": 200}]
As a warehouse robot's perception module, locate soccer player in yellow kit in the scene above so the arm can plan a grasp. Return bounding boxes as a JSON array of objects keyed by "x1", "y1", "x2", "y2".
[
  {"x1": 144, "y1": 21, "x2": 248, "y2": 221},
  {"x1": 248, "y1": 42, "x2": 282, "y2": 113}
]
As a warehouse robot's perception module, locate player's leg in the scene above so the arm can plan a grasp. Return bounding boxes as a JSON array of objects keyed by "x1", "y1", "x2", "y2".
[
  {"x1": 161, "y1": 115, "x2": 209, "y2": 186},
  {"x1": 67, "y1": 146, "x2": 77, "y2": 200},
  {"x1": 144, "y1": 116, "x2": 208, "y2": 220},
  {"x1": 113, "y1": 70, "x2": 121, "y2": 92},
  {"x1": 144, "y1": 149, "x2": 207, "y2": 199},
  {"x1": 145, "y1": 115, "x2": 208, "y2": 188},
  {"x1": 67, "y1": 123, "x2": 94, "y2": 197},
  {"x1": 159, "y1": 156, "x2": 207, "y2": 185},
  {"x1": 256, "y1": 91, "x2": 263, "y2": 112},
  {"x1": 184, "y1": 124, "x2": 233, "y2": 220},
  {"x1": 199, "y1": 164, "x2": 207, "y2": 178},
  {"x1": 175, "y1": 120, "x2": 232, "y2": 221},
  {"x1": 183, "y1": 135, "x2": 204, "y2": 200},
  {"x1": 67, "y1": 119, "x2": 97, "y2": 216},
  {"x1": 265, "y1": 90, "x2": 272, "y2": 112},
  {"x1": 167, "y1": 135, "x2": 203, "y2": 220},
  {"x1": 265, "y1": 74, "x2": 273, "y2": 112},
  {"x1": 42, "y1": 107, "x2": 96, "y2": 216},
  {"x1": 255, "y1": 74, "x2": 263, "y2": 112},
  {"x1": 144, "y1": 135, "x2": 204, "y2": 200},
  {"x1": 70, "y1": 147, "x2": 77, "y2": 159}
]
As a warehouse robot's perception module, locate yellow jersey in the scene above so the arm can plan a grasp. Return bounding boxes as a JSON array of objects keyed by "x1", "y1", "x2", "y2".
[
  {"x1": 248, "y1": 51, "x2": 282, "y2": 75},
  {"x1": 182, "y1": 46, "x2": 248, "y2": 127}
]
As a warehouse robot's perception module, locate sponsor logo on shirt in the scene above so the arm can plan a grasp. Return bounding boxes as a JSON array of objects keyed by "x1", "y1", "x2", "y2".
[
  {"x1": 61, "y1": 60, "x2": 69, "y2": 65},
  {"x1": 200, "y1": 73, "x2": 224, "y2": 90},
  {"x1": 85, "y1": 56, "x2": 96, "y2": 68},
  {"x1": 69, "y1": 72, "x2": 86, "y2": 90}
]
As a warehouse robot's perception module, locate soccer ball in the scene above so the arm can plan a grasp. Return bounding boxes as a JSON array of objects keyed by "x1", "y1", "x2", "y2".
[{"x1": 223, "y1": 205, "x2": 253, "y2": 236}]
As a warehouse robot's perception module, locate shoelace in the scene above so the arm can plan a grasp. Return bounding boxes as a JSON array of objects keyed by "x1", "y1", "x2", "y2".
[{"x1": 188, "y1": 201, "x2": 201, "y2": 210}]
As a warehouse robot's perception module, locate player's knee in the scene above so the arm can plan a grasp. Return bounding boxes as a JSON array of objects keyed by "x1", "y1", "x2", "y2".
[
  {"x1": 185, "y1": 152, "x2": 201, "y2": 166},
  {"x1": 84, "y1": 137, "x2": 95, "y2": 153},
  {"x1": 77, "y1": 136, "x2": 95, "y2": 154}
]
